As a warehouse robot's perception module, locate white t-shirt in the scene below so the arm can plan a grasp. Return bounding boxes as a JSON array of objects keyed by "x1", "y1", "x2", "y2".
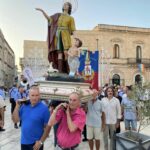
[{"x1": 101, "y1": 97, "x2": 121, "y2": 124}]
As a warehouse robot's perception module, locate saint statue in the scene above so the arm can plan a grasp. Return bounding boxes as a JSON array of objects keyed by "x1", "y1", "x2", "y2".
[{"x1": 36, "y1": 2, "x2": 76, "y2": 73}]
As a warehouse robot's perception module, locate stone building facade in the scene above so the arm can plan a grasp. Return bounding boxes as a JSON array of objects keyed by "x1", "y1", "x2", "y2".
[
  {"x1": 74, "y1": 24, "x2": 150, "y2": 86},
  {"x1": 0, "y1": 29, "x2": 15, "y2": 88},
  {"x1": 20, "y1": 24, "x2": 150, "y2": 86},
  {"x1": 20, "y1": 40, "x2": 49, "y2": 80}
]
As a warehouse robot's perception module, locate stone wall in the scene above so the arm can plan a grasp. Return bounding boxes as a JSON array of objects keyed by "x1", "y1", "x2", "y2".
[
  {"x1": 0, "y1": 29, "x2": 15, "y2": 88},
  {"x1": 20, "y1": 40, "x2": 49, "y2": 79},
  {"x1": 74, "y1": 24, "x2": 150, "y2": 86}
]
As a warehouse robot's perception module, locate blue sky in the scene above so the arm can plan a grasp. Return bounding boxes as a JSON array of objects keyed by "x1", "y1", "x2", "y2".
[{"x1": 0, "y1": 0, "x2": 150, "y2": 65}]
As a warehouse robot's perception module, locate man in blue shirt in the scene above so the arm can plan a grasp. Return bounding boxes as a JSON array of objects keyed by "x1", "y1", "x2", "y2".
[
  {"x1": 121, "y1": 87, "x2": 137, "y2": 131},
  {"x1": 0, "y1": 86, "x2": 5, "y2": 100},
  {"x1": 13, "y1": 84, "x2": 28, "y2": 128},
  {"x1": 13, "y1": 85, "x2": 50, "y2": 150},
  {"x1": 9, "y1": 84, "x2": 18, "y2": 113},
  {"x1": 14, "y1": 85, "x2": 28, "y2": 101}
]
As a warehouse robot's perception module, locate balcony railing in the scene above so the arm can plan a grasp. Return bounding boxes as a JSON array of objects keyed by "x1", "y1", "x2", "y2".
[{"x1": 127, "y1": 58, "x2": 150, "y2": 65}]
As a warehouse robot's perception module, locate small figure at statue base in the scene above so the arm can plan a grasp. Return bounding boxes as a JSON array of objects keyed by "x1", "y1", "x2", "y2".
[{"x1": 68, "y1": 38, "x2": 82, "y2": 77}]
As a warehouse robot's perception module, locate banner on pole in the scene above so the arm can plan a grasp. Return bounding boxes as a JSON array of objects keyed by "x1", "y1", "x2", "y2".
[
  {"x1": 23, "y1": 66, "x2": 35, "y2": 86},
  {"x1": 78, "y1": 50, "x2": 99, "y2": 90}
]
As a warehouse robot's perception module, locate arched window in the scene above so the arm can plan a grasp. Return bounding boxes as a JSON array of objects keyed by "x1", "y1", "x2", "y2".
[
  {"x1": 136, "y1": 46, "x2": 142, "y2": 63},
  {"x1": 113, "y1": 44, "x2": 120, "y2": 58}
]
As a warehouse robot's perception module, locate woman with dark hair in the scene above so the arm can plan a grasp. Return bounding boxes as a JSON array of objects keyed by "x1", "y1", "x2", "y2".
[
  {"x1": 101, "y1": 87, "x2": 121, "y2": 150},
  {"x1": 36, "y1": 2, "x2": 76, "y2": 73}
]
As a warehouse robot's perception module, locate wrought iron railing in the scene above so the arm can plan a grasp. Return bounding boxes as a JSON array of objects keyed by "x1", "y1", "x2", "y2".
[{"x1": 127, "y1": 58, "x2": 150, "y2": 65}]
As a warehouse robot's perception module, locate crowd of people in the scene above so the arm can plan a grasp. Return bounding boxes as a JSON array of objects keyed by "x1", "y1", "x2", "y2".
[{"x1": 0, "y1": 76, "x2": 139, "y2": 150}]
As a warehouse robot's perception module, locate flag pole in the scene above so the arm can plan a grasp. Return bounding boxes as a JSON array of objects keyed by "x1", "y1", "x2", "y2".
[
  {"x1": 96, "y1": 39, "x2": 100, "y2": 87},
  {"x1": 101, "y1": 49, "x2": 104, "y2": 87}
]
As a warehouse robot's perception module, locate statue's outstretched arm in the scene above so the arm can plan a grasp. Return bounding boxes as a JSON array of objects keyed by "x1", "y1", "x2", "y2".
[{"x1": 35, "y1": 8, "x2": 50, "y2": 21}]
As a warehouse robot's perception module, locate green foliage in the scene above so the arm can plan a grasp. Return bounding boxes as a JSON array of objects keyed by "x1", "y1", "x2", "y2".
[{"x1": 129, "y1": 83, "x2": 150, "y2": 133}]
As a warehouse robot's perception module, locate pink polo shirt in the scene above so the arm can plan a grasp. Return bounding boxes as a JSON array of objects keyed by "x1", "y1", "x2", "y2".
[{"x1": 56, "y1": 107, "x2": 86, "y2": 148}]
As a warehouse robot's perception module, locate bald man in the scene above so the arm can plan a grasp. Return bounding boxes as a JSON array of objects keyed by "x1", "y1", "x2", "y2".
[{"x1": 13, "y1": 86, "x2": 50, "y2": 150}]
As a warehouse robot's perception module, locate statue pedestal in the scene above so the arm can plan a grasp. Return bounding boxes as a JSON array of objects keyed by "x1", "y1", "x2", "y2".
[
  {"x1": 36, "y1": 78, "x2": 93, "y2": 103},
  {"x1": 46, "y1": 73, "x2": 84, "y2": 82}
]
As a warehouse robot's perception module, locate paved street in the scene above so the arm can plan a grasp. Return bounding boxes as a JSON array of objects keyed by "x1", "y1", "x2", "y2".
[{"x1": 0, "y1": 99, "x2": 150, "y2": 150}]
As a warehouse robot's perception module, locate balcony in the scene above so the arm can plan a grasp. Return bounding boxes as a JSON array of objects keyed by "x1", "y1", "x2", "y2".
[
  {"x1": 127, "y1": 58, "x2": 150, "y2": 66},
  {"x1": 110, "y1": 58, "x2": 128, "y2": 64}
]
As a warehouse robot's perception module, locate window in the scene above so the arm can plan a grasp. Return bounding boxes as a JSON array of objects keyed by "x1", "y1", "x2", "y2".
[
  {"x1": 136, "y1": 46, "x2": 142, "y2": 63},
  {"x1": 113, "y1": 44, "x2": 120, "y2": 58}
]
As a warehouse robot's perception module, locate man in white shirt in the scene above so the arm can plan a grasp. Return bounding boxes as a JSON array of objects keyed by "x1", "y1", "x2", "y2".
[
  {"x1": 101, "y1": 87, "x2": 121, "y2": 150},
  {"x1": 86, "y1": 89, "x2": 105, "y2": 150}
]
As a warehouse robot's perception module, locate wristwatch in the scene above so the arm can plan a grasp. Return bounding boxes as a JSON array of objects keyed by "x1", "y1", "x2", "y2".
[{"x1": 39, "y1": 140, "x2": 43, "y2": 145}]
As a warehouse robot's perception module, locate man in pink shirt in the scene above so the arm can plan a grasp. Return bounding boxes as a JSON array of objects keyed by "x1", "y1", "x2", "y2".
[{"x1": 42, "y1": 92, "x2": 86, "y2": 150}]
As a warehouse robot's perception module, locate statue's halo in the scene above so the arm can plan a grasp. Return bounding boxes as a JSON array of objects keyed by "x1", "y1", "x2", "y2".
[{"x1": 62, "y1": 0, "x2": 78, "y2": 13}]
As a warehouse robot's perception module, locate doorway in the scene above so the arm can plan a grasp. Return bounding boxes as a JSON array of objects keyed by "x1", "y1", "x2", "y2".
[{"x1": 112, "y1": 74, "x2": 120, "y2": 85}]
